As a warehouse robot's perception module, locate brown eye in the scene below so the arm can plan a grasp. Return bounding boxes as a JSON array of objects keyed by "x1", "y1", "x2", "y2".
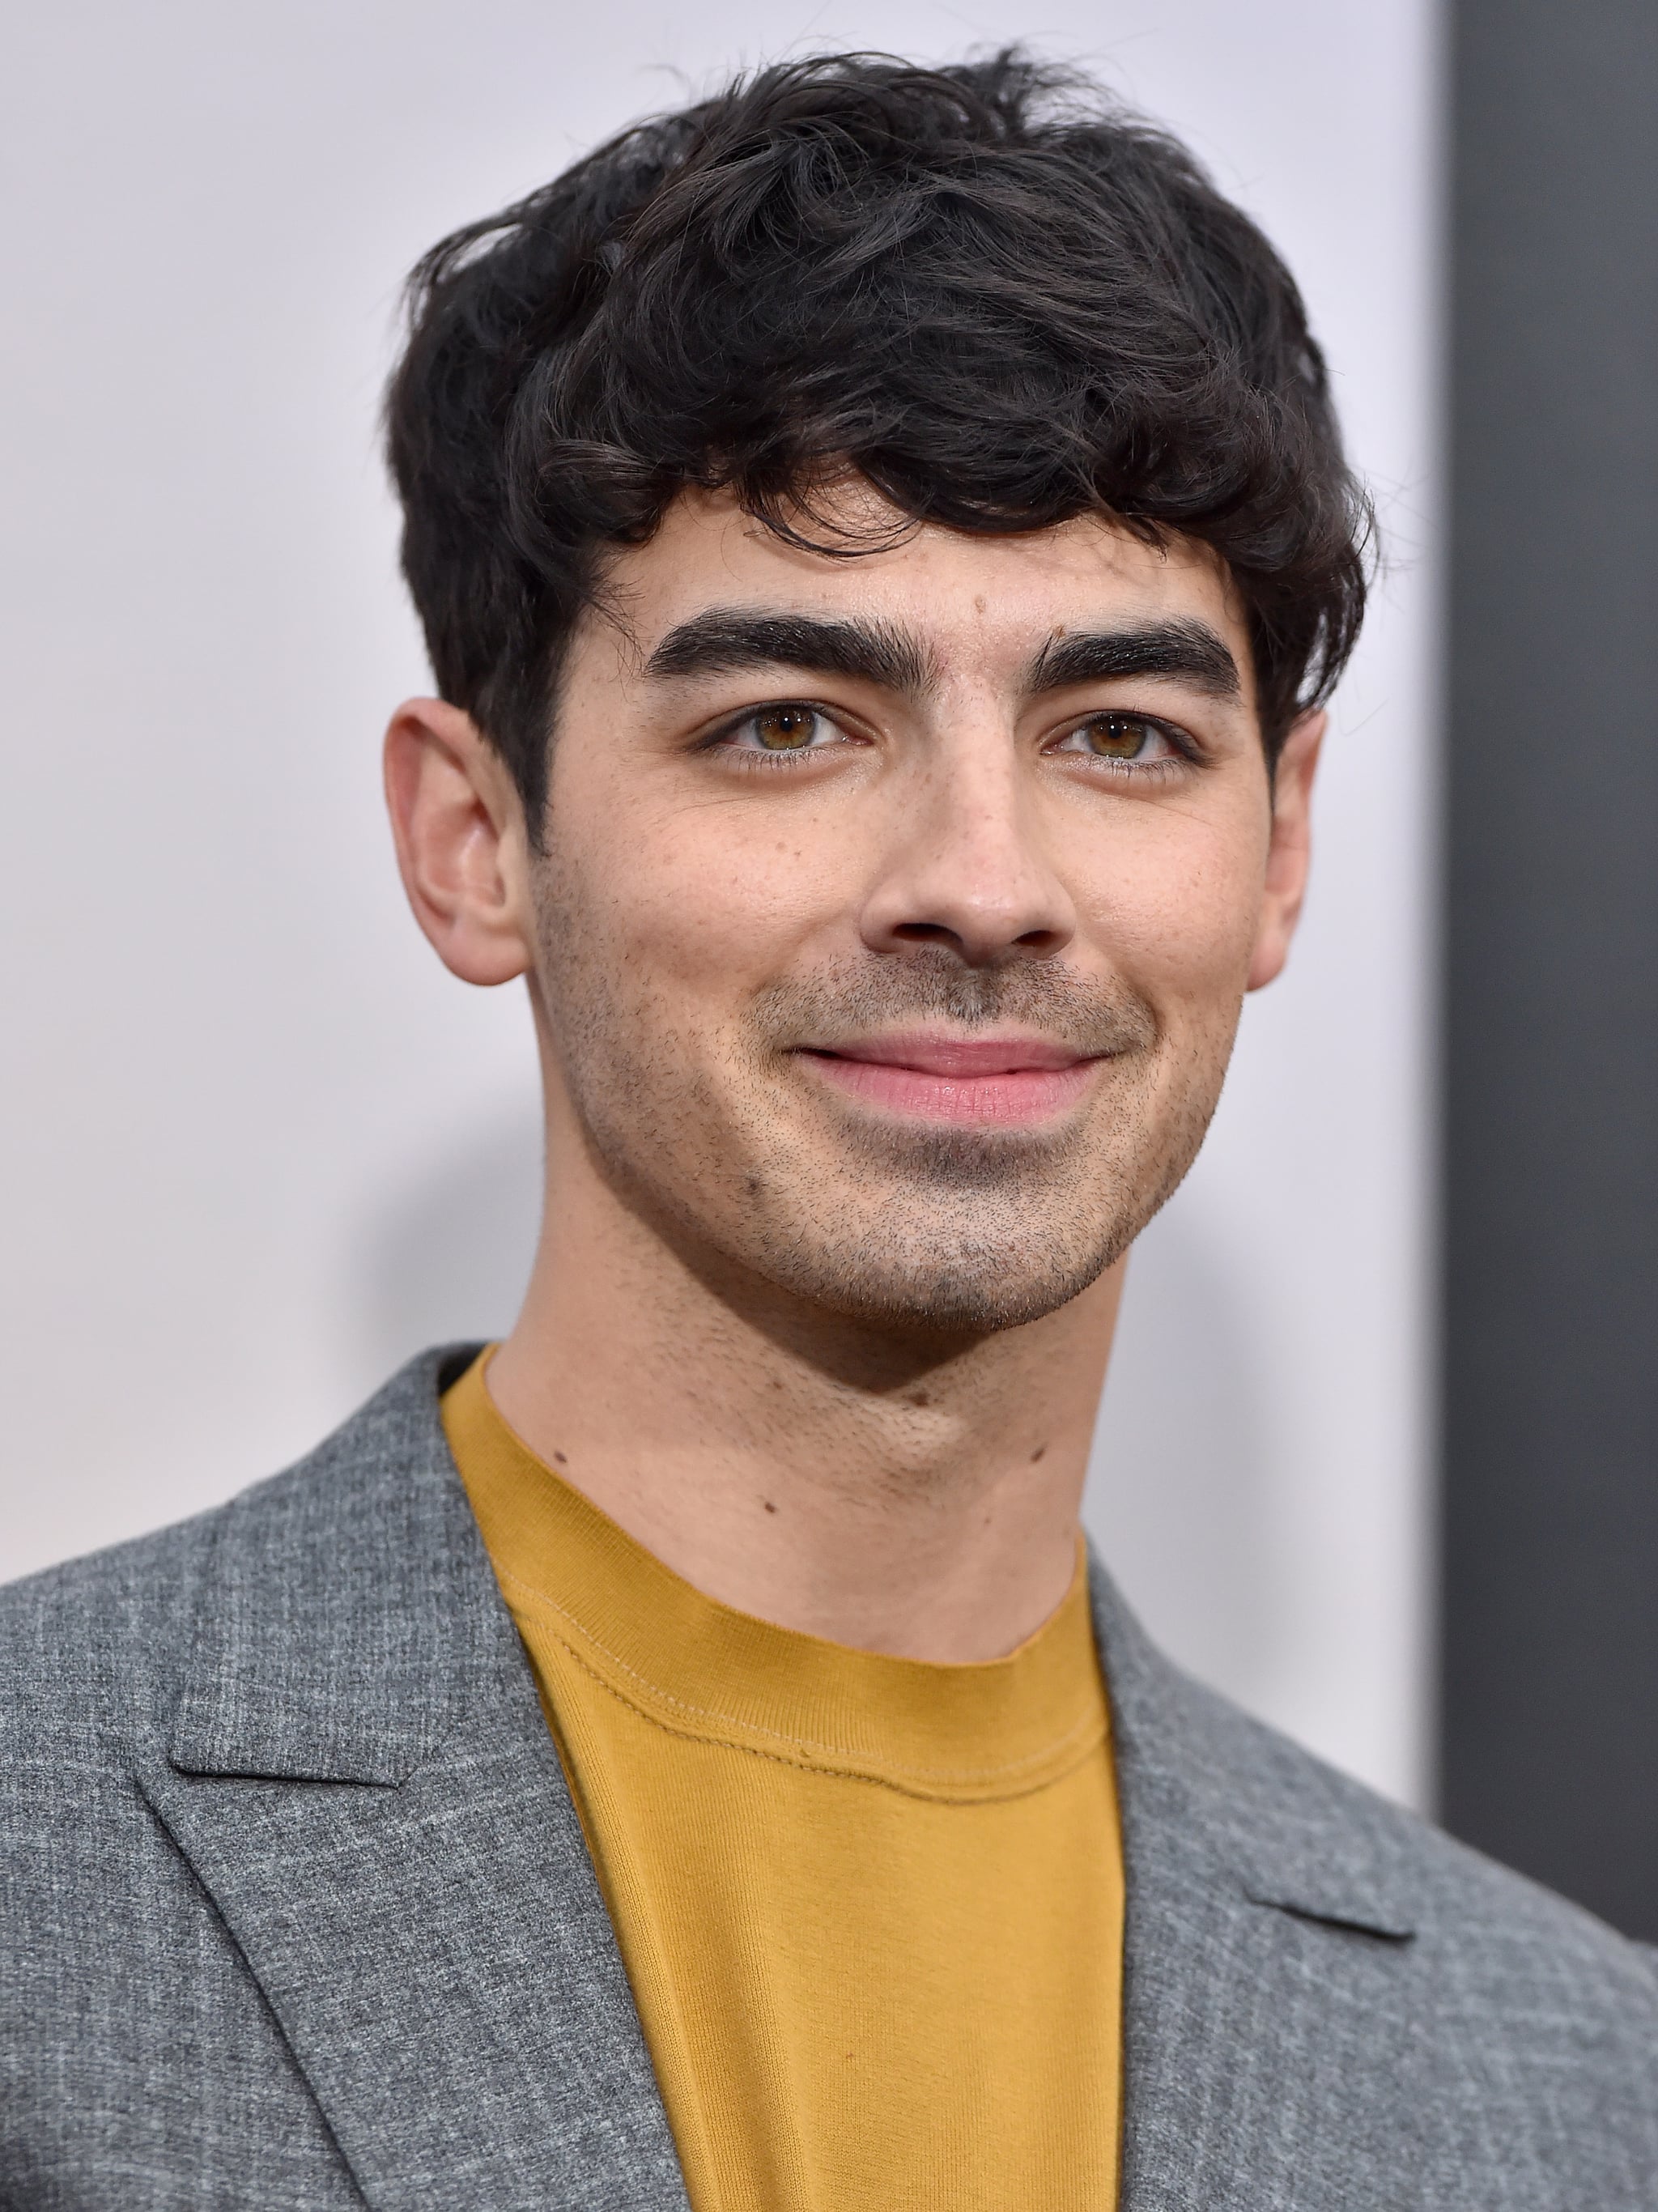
[
  {"x1": 751, "y1": 705, "x2": 820, "y2": 751},
  {"x1": 1049, "y1": 711, "x2": 1188, "y2": 770},
  {"x1": 1081, "y1": 713, "x2": 1154, "y2": 759}
]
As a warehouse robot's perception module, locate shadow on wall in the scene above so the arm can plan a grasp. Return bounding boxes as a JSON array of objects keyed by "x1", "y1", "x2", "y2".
[
  {"x1": 353, "y1": 1108, "x2": 1285, "y2": 1712},
  {"x1": 355, "y1": 1104, "x2": 545, "y2": 1379},
  {"x1": 1084, "y1": 1196, "x2": 1286, "y2": 1706}
]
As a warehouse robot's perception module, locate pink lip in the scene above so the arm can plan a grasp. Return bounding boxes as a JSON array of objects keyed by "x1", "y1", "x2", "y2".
[{"x1": 796, "y1": 1031, "x2": 1101, "y2": 1126}]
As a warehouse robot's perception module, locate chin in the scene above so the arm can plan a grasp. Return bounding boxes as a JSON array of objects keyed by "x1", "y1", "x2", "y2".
[
  {"x1": 755, "y1": 1227, "x2": 1124, "y2": 1338},
  {"x1": 702, "y1": 1126, "x2": 1165, "y2": 1337}
]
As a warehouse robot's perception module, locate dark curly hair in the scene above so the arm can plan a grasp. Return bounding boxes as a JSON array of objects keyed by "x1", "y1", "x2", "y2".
[{"x1": 386, "y1": 49, "x2": 1371, "y2": 829}]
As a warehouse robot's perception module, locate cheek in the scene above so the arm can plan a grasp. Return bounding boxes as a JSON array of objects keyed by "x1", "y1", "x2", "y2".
[
  {"x1": 1069, "y1": 809, "x2": 1266, "y2": 1006},
  {"x1": 551, "y1": 757, "x2": 858, "y2": 1009}
]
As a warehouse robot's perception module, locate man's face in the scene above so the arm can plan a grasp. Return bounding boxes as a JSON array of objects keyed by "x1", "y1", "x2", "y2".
[{"x1": 527, "y1": 489, "x2": 1303, "y2": 1337}]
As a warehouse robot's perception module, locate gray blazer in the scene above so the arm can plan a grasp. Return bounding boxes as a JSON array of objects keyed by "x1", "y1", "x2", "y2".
[{"x1": 2, "y1": 1347, "x2": 1654, "y2": 2209}]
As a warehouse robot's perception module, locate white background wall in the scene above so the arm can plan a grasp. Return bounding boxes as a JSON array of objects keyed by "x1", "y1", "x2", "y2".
[{"x1": 1, "y1": 1, "x2": 1439, "y2": 1806}]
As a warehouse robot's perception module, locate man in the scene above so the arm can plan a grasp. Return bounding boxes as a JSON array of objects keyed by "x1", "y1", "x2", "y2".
[{"x1": 1, "y1": 48, "x2": 1653, "y2": 2211}]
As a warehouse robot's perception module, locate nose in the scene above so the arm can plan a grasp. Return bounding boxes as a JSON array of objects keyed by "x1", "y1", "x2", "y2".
[{"x1": 857, "y1": 732, "x2": 1078, "y2": 968}]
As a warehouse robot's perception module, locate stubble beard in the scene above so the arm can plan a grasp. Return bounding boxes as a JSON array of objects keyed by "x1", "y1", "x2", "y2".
[{"x1": 534, "y1": 882, "x2": 1238, "y2": 1340}]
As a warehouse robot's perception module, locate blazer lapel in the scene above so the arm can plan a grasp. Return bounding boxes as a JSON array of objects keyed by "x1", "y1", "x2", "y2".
[
  {"x1": 140, "y1": 1348, "x2": 689, "y2": 2212},
  {"x1": 1090, "y1": 1559, "x2": 1430, "y2": 2212}
]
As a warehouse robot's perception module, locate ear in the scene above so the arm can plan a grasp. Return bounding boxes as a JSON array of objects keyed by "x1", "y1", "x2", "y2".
[
  {"x1": 384, "y1": 698, "x2": 535, "y2": 987},
  {"x1": 1247, "y1": 708, "x2": 1325, "y2": 993}
]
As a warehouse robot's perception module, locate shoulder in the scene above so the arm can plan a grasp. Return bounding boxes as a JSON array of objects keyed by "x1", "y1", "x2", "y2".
[
  {"x1": 0, "y1": 1351, "x2": 451, "y2": 1753},
  {"x1": 1182, "y1": 1658, "x2": 1658, "y2": 2024},
  {"x1": 0, "y1": 1510, "x2": 219, "y2": 1763},
  {"x1": 0, "y1": 1510, "x2": 235, "y2": 2086},
  {"x1": 1101, "y1": 1646, "x2": 1658, "y2": 2201},
  {"x1": 1090, "y1": 1554, "x2": 1658, "y2": 2108},
  {"x1": 0, "y1": 1345, "x2": 484, "y2": 1780},
  {"x1": 0, "y1": 1435, "x2": 420, "y2": 2201}
]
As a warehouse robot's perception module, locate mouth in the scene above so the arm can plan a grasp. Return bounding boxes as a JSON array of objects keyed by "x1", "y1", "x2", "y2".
[{"x1": 793, "y1": 1029, "x2": 1104, "y2": 1127}]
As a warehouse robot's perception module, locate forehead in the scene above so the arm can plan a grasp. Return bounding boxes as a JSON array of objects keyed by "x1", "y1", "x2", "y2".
[{"x1": 595, "y1": 487, "x2": 1251, "y2": 687}]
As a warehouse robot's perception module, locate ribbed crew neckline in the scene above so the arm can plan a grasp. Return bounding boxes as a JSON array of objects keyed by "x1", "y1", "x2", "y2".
[{"x1": 445, "y1": 1351, "x2": 1107, "y2": 1804}]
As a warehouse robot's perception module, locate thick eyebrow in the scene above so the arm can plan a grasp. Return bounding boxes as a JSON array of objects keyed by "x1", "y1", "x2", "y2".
[
  {"x1": 643, "y1": 609, "x2": 933, "y2": 692},
  {"x1": 1025, "y1": 619, "x2": 1242, "y2": 702}
]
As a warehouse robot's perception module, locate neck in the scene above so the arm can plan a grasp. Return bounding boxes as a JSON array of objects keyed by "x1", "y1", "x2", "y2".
[{"x1": 486, "y1": 1125, "x2": 1122, "y2": 1666}]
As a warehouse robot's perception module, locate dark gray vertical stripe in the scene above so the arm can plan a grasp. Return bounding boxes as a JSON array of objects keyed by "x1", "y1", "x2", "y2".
[{"x1": 1443, "y1": 0, "x2": 1658, "y2": 1936}]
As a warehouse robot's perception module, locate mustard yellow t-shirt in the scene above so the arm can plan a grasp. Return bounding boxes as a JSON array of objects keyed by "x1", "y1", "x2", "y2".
[{"x1": 443, "y1": 1351, "x2": 1124, "y2": 2212}]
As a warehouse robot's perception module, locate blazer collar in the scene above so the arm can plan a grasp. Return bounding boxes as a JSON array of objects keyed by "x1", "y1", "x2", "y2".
[
  {"x1": 145, "y1": 1346, "x2": 690, "y2": 2212},
  {"x1": 167, "y1": 1344, "x2": 502, "y2": 1785},
  {"x1": 1089, "y1": 1554, "x2": 1418, "y2": 1941}
]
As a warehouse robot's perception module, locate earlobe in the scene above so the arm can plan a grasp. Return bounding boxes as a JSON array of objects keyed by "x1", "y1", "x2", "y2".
[
  {"x1": 1246, "y1": 708, "x2": 1324, "y2": 993},
  {"x1": 383, "y1": 698, "x2": 535, "y2": 988}
]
